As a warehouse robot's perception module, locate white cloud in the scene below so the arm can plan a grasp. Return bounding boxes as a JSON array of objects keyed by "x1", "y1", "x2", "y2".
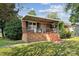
[
  {"x1": 30, "y1": 8, "x2": 34, "y2": 10},
  {"x1": 39, "y1": 9, "x2": 54, "y2": 13},
  {"x1": 58, "y1": 12, "x2": 70, "y2": 22},
  {"x1": 38, "y1": 4, "x2": 70, "y2": 22},
  {"x1": 50, "y1": 5, "x2": 64, "y2": 13},
  {"x1": 38, "y1": 4, "x2": 64, "y2": 13}
]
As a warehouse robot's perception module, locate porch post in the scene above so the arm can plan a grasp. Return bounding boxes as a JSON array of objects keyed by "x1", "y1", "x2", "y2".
[
  {"x1": 22, "y1": 20, "x2": 26, "y2": 33},
  {"x1": 22, "y1": 20, "x2": 27, "y2": 42}
]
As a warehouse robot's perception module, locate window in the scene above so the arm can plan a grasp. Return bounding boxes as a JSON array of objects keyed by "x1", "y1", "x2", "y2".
[
  {"x1": 33, "y1": 23, "x2": 36, "y2": 25},
  {"x1": 26, "y1": 21, "x2": 37, "y2": 32}
]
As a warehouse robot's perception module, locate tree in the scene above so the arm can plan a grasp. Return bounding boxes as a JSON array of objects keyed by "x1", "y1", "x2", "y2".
[
  {"x1": 65, "y1": 3, "x2": 79, "y2": 24},
  {"x1": 0, "y1": 3, "x2": 18, "y2": 38},
  {"x1": 27, "y1": 10, "x2": 36, "y2": 16},
  {"x1": 0, "y1": 20, "x2": 5, "y2": 37},
  {"x1": 47, "y1": 12, "x2": 59, "y2": 19},
  {"x1": 4, "y1": 18, "x2": 22, "y2": 40}
]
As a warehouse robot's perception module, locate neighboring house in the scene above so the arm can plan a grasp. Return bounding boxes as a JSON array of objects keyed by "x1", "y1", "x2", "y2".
[
  {"x1": 64, "y1": 22, "x2": 79, "y2": 37},
  {"x1": 64, "y1": 22, "x2": 74, "y2": 32},
  {"x1": 64, "y1": 22, "x2": 75, "y2": 37},
  {"x1": 22, "y1": 15, "x2": 61, "y2": 43},
  {"x1": 73, "y1": 23, "x2": 79, "y2": 36}
]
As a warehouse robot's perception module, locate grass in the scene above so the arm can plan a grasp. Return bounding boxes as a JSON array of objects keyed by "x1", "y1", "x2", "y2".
[
  {"x1": 0, "y1": 48, "x2": 11, "y2": 55},
  {"x1": 0, "y1": 37, "x2": 79, "y2": 56},
  {"x1": 0, "y1": 38, "x2": 25, "y2": 47},
  {"x1": 64, "y1": 37, "x2": 79, "y2": 41},
  {"x1": 0, "y1": 40, "x2": 79, "y2": 56},
  {"x1": 0, "y1": 37, "x2": 79, "y2": 47}
]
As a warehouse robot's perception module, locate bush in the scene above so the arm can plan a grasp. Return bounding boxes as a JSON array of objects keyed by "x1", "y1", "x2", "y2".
[
  {"x1": 60, "y1": 31, "x2": 71, "y2": 39},
  {"x1": 65, "y1": 31, "x2": 71, "y2": 38},
  {"x1": 1, "y1": 41, "x2": 79, "y2": 56},
  {"x1": 60, "y1": 29, "x2": 71, "y2": 39},
  {"x1": 58, "y1": 22, "x2": 71, "y2": 39},
  {"x1": 4, "y1": 18, "x2": 22, "y2": 40}
]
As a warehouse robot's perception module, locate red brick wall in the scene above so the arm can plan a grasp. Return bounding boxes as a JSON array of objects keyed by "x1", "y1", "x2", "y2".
[
  {"x1": 22, "y1": 32, "x2": 47, "y2": 42},
  {"x1": 22, "y1": 32, "x2": 61, "y2": 43}
]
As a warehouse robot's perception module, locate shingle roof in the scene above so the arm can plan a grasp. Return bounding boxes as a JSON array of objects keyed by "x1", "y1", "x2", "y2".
[{"x1": 22, "y1": 15, "x2": 62, "y2": 22}]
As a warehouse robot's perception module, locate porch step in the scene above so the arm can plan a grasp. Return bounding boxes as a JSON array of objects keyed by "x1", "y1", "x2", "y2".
[{"x1": 48, "y1": 33, "x2": 61, "y2": 42}]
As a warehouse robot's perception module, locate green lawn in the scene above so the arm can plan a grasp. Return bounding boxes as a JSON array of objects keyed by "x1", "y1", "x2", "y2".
[
  {"x1": 0, "y1": 38, "x2": 25, "y2": 47},
  {"x1": 64, "y1": 37, "x2": 79, "y2": 41},
  {"x1": 0, "y1": 37, "x2": 79, "y2": 47},
  {"x1": 0, "y1": 37, "x2": 79, "y2": 56}
]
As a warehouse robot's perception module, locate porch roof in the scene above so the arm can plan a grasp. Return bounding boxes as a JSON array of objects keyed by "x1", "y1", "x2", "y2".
[{"x1": 22, "y1": 15, "x2": 62, "y2": 23}]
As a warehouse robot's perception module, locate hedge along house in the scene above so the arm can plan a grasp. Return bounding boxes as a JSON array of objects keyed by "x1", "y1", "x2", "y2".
[{"x1": 22, "y1": 15, "x2": 61, "y2": 43}]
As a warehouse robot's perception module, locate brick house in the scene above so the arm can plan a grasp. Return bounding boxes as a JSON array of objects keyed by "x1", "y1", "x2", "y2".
[{"x1": 22, "y1": 15, "x2": 61, "y2": 43}]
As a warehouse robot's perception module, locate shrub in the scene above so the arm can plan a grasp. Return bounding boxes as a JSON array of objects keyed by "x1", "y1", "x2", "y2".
[
  {"x1": 1, "y1": 41, "x2": 79, "y2": 56},
  {"x1": 60, "y1": 28, "x2": 71, "y2": 39},
  {"x1": 4, "y1": 18, "x2": 22, "y2": 40},
  {"x1": 65, "y1": 31, "x2": 71, "y2": 38},
  {"x1": 58, "y1": 22, "x2": 71, "y2": 39}
]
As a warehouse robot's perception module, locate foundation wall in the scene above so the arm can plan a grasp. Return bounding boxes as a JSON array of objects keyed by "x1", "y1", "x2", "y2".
[{"x1": 22, "y1": 32, "x2": 60, "y2": 43}]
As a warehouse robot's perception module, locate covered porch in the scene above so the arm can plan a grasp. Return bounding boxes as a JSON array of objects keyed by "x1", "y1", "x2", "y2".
[{"x1": 22, "y1": 15, "x2": 61, "y2": 42}]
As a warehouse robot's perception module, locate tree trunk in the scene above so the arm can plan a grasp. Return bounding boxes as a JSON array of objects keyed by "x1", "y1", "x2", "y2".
[{"x1": 1, "y1": 28, "x2": 4, "y2": 38}]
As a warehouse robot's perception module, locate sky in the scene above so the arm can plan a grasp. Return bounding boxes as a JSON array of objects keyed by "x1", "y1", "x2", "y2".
[{"x1": 16, "y1": 3, "x2": 71, "y2": 23}]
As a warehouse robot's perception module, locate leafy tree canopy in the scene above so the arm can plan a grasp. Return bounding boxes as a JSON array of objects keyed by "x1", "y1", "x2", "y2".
[
  {"x1": 47, "y1": 12, "x2": 59, "y2": 19},
  {"x1": 0, "y1": 3, "x2": 18, "y2": 37},
  {"x1": 65, "y1": 3, "x2": 79, "y2": 24},
  {"x1": 27, "y1": 10, "x2": 36, "y2": 16}
]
